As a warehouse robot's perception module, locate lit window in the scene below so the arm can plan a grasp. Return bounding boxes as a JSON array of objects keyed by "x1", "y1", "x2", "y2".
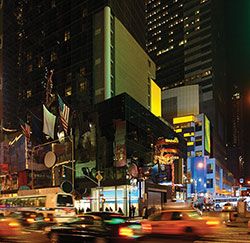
[
  {"x1": 65, "y1": 86, "x2": 72, "y2": 96},
  {"x1": 27, "y1": 90, "x2": 32, "y2": 98},
  {"x1": 80, "y1": 66, "x2": 86, "y2": 76},
  {"x1": 28, "y1": 64, "x2": 32, "y2": 72},
  {"x1": 27, "y1": 52, "x2": 32, "y2": 61},
  {"x1": 51, "y1": 51, "x2": 57, "y2": 61},
  {"x1": 195, "y1": 151, "x2": 202, "y2": 156},
  {"x1": 51, "y1": 0, "x2": 56, "y2": 8},
  {"x1": 64, "y1": 31, "x2": 70, "y2": 41},
  {"x1": 79, "y1": 81, "x2": 86, "y2": 91},
  {"x1": 38, "y1": 56, "x2": 44, "y2": 68}
]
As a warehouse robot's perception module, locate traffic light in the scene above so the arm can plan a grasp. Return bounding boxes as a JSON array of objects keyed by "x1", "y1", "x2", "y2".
[
  {"x1": 62, "y1": 166, "x2": 66, "y2": 178},
  {"x1": 102, "y1": 198, "x2": 105, "y2": 203}
]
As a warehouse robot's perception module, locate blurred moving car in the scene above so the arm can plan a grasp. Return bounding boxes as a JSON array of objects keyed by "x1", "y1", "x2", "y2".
[
  {"x1": 0, "y1": 215, "x2": 21, "y2": 241},
  {"x1": 222, "y1": 203, "x2": 236, "y2": 212},
  {"x1": 9, "y1": 210, "x2": 53, "y2": 229},
  {"x1": 141, "y1": 205, "x2": 221, "y2": 238},
  {"x1": 203, "y1": 203, "x2": 215, "y2": 211},
  {"x1": 45, "y1": 212, "x2": 143, "y2": 243}
]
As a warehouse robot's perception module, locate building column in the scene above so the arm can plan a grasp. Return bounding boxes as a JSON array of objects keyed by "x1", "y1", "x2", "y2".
[{"x1": 104, "y1": 6, "x2": 111, "y2": 99}]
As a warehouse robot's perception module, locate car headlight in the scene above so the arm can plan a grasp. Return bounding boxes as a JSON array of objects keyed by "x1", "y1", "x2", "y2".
[{"x1": 44, "y1": 227, "x2": 51, "y2": 232}]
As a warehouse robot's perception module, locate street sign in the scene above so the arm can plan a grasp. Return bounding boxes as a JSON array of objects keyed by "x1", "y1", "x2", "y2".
[
  {"x1": 239, "y1": 187, "x2": 247, "y2": 191},
  {"x1": 96, "y1": 172, "x2": 103, "y2": 182}
]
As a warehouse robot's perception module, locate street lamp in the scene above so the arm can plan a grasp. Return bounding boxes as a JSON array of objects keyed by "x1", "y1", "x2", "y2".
[{"x1": 191, "y1": 178, "x2": 202, "y2": 200}]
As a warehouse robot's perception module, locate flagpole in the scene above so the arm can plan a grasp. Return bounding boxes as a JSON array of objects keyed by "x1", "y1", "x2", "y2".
[{"x1": 69, "y1": 132, "x2": 74, "y2": 189}]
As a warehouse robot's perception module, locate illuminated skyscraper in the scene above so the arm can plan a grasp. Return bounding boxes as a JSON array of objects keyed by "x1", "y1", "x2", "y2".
[{"x1": 146, "y1": 0, "x2": 229, "y2": 166}]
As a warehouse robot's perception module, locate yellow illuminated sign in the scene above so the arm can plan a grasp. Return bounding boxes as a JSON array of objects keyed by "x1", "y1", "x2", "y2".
[
  {"x1": 174, "y1": 128, "x2": 182, "y2": 133},
  {"x1": 183, "y1": 132, "x2": 194, "y2": 137},
  {"x1": 173, "y1": 115, "x2": 195, "y2": 124},
  {"x1": 204, "y1": 115, "x2": 211, "y2": 154},
  {"x1": 150, "y1": 79, "x2": 161, "y2": 117},
  {"x1": 187, "y1": 141, "x2": 194, "y2": 146}
]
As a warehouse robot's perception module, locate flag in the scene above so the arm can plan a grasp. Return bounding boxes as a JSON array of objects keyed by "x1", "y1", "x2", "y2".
[
  {"x1": 57, "y1": 94, "x2": 70, "y2": 134},
  {"x1": 43, "y1": 104, "x2": 56, "y2": 139},
  {"x1": 19, "y1": 118, "x2": 31, "y2": 143},
  {"x1": 30, "y1": 111, "x2": 47, "y2": 143}
]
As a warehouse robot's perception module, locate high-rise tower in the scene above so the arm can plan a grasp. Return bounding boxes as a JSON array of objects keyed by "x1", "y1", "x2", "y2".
[{"x1": 146, "y1": 0, "x2": 229, "y2": 165}]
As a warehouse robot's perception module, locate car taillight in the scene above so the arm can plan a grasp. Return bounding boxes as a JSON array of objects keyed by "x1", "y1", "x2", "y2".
[
  {"x1": 44, "y1": 217, "x2": 50, "y2": 222},
  {"x1": 119, "y1": 227, "x2": 134, "y2": 237},
  {"x1": 8, "y1": 222, "x2": 19, "y2": 228},
  {"x1": 141, "y1": 223, "x2": 152, "y2": 232},
  {"x1": 26, "y1": 218, "x2": 35, "y2": 223},
  {"x1": 206, "y1": 220, "x2": 220, "y2": 226}
]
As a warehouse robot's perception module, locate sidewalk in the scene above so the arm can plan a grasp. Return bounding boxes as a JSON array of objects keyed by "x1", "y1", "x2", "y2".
[{"x1": 226, "y1": 216, "x2": 250, "y2": 227}]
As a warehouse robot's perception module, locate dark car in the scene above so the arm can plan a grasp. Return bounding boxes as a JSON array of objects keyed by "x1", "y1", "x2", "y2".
[
  {"x1": 45, "y1": 211, "x2": 143, "y2": 243},
  {"x1": 9, "y1": 211, "x2": 53, "y2": 229}
]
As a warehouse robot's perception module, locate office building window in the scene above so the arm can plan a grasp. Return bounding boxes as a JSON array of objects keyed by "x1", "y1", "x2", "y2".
[
  {"x1": 64, "y1": 31, "x2": 70, "y2": 41},
  {"x1": 51, "y1": 0, "x2": 56, "y2": 8},
  {"x1": 28, "y1": 64, "x2": 33, "y2": 72},
  {"x1": 79, "y1": 81, "x2": 86, "y2": 91},
  {"x1": 195, "y1": 136, "x2": 202, "y2": 146},
  {"x1": 82, "y1": 8, "x2": 88, "y2": 17},
  {"x1": 27, "y1": 90, "x2": 32, "y2": 98},
  {"x1": 80, "y1": 66, "x2": 86, "y2": 76},
  {"x1": 207, "y1": 178, "x2": 213, "y2": 188},
  {"x1": 51, "y1": 51, "x2": 57, "y2": 62},
  {"x1": 195, "y1": 151, "x2": 202, "y2": 157},
  {"x1": 66, "y1": 72, "x2": 72, "y2": 81},
  {"x1": 207, "y1": 164, "x2": 213, "y2": 173},
  {"x1": 195, "y1": 121, "x2": 202, "y2": 131},
  {"x1": 65, "y1": 86, "x2": 72, "y2": 96}
]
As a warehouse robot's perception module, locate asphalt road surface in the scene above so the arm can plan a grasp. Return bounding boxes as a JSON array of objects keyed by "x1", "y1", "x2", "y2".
[{"x1": 5, "y1": 211, "x2": 250, "y2": 243}]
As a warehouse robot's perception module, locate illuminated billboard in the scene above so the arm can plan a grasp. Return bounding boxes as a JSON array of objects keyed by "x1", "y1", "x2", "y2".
[
  {"x1": 150, "y1": 79, "x2": 161, "y2": 117},
  {"x1": 204, "y1": 115, "x2": 211, "y2": 154}
]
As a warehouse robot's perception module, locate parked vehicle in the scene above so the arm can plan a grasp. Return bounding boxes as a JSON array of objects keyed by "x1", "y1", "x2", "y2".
[{"x1": 45, "y1": 211, "x2": 143, "y2": 243}]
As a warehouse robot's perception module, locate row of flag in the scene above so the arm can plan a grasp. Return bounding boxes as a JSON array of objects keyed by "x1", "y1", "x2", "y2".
[{"x1": 19, "y1": 93, "x2": 70, "y2": 143}]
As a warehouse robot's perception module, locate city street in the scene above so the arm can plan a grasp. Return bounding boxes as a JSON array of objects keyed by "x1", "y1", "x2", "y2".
[
  {"x1": 7, "y1": 211, "x2": 250, "y2": 243},
  {"x1": 9, "y1": 224, "x2": 250, "y2": 243}
]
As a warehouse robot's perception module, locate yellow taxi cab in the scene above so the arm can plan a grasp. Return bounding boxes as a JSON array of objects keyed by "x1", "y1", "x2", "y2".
[
  {"x1": 141, "y1": 203, "x2": 222, "y2": 237},
  {"x1": 0, "y1": 215, "x2": 21, "y2": 239},
  {"x1": 222, "y1": 203, "x2": 235, "y2": 212}
]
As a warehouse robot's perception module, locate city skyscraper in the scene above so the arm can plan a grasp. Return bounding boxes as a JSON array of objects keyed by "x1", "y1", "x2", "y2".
[
  {"x1": 146, "y1": 0, "x2": 229, "y2": 167},
  {"x1": 10, "y1": 0, "x2": 147, "y2": 122},
  {"x1": 0, "y1": 2, "x2": 19, "y2": 130}
]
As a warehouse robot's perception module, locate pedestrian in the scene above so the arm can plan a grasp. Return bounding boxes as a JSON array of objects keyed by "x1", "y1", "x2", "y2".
[
  {"x1": 105, "y1": 207, "x2": 109, "y2": 212},
  {"x1": 118, "y1": 207, "x2": 123, "y2": 214},
  {"x1": 109, "y1": 207, "x2": 113, "y2": 212},
  {"x1": 142, "y1": 206, "x2": 148, "y2": 219},
  {"x1": 131, "y1": 205, "x2": 136, "y2": 218}
]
